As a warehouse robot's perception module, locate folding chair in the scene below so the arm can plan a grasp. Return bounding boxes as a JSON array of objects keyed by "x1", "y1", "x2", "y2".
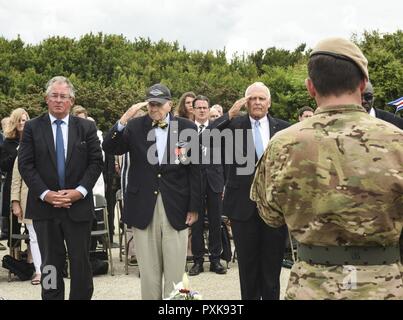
[
  {"x1": 288, "y1": 231, "x2": 297, "y2": 263},
  {"x1": 8, "y1": 211, "x2": 30, "y2": 281},
  {"x1": 115, "y1": 190, "x2": 137, "y2": 275},
  {"x1": 90, "y1": 194, "x2": 114, "y2": 276},
  {"x1": 116, "y1": 189, "x2": 128, "y2": 274},
  {"x1": 220, "y1": 216, "x2": 232, "y2": 268},
  {"x1": 116, "y1": 190, "x2": 124, "y2": 262}
]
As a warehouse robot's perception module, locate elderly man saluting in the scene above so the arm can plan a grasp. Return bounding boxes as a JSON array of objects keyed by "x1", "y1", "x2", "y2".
[
  {"x1": 103, "y1": 83, "x2": 201, "y2": 300},
  {"x1": 210, "y1": 82, "x2": 290, "y2": 300}
]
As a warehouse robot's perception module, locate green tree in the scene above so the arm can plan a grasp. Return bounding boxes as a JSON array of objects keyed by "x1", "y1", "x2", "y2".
[{"x1": 0, "y1": 30, "x2": 401, "y2": 127}]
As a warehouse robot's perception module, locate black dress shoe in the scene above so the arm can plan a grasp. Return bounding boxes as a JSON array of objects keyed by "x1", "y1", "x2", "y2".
[
  {"x1": 188, "y1": 263, "x2": 204, "y2": 276},
  {"x1": 110, "y1": 242, "x2": 120, "y2": 249},
  {"x1": 282, "y1": 259, "x2": 294, "y2": 269},
  {"x1": 0, "y1": 234, "x2": 8, "y2": 241},
  {"x1": 209, "y1": 261, "x2": 227, "y2": 274}
]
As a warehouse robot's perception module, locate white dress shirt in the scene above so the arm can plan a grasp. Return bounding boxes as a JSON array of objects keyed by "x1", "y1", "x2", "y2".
[
  {"x1": 369, "y1": 107, "x2": 376, "y2": 118},
  {"x1": 117, "y1": 113, "x2": 170, "y2": 165},
  {"x1": 249, "y1": 115, "x2": 270, "y2": 151},
  {"x1": 40, "y1": 114, "x2": 88, "y2": 200},
  {"x1": 155, "y1": 113, "x2": 170, "y2": 164},
  {"x1": 49, "y1": 113, "x2": 69, "y2": 158},
  {"x1": 195, "y1": 120, "x2": 209, "y2": 133},
  {"x1": 195, "y1": 120, "x2": 209, "y2": 156}
]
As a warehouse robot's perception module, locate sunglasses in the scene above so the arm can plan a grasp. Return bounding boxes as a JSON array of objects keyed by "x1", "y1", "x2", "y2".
[{"x1": 362, "y1": 93, "x2": 374, "y2": 101}]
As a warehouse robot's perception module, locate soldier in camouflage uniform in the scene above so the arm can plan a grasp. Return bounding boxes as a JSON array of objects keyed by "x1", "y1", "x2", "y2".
[{"x1": 251, "y1": 37, "x2": 403, "y2": 300}]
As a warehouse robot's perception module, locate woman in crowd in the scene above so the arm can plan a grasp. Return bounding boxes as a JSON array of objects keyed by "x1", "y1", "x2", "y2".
[
  {"x1": 176, "y1": 92, "x2": 196, "y2": 121},
  {"x1": 11, "y1": 144, "x2": 42, "y2": 285},
  {"x1": 0, "y1": 109, "x2": 29, "y2": 247}
]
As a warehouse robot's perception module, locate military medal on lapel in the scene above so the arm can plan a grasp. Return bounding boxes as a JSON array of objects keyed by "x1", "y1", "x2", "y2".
[
  {"x1": 175, "y1": 141, "x2": 188, "y2": 164},
  {"x1": 175, "y1": 148, "x2": 181, "y2": 164}
]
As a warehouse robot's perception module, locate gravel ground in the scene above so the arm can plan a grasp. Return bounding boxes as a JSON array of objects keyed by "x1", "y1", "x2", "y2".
[{"x1": 0, "y1": 240, "x2": 291, "y2": 300}]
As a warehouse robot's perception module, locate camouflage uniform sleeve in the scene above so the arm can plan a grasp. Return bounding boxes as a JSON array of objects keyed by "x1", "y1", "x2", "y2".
[{"x1": 250, "y1": 138, "x2": 286, "y2": 227}]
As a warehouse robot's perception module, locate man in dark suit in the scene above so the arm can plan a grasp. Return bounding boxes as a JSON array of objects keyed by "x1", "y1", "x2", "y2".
[
  {"x1": 210, "y1": 82, "x2": 290, "y2": 300},
  {"x1": 188, "y1": 95, "x2": 226, "y2": 276},
  {"x1": 18, "y1": 76, "x2": 103, "y2": 300},
  {"x1": 103, "y1": 83, "x2": 201, "y2": 300},
  {"x1": 103, "y1": 152, "x2": 120, "y2": 243},
  {"x1": 362, "y1": 81, "x2": 403, "y2": 129}
]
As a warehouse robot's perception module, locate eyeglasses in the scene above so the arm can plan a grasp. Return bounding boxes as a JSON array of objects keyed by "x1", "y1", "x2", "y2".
[
  {"x1": 49, "y1": 93, "x2": 71, "y2": 101},
  {"x1": 362, "y1": 93, "x2": 373, "y2": 102},
  {"x1": 195, "y1": 107, "x2": 209, "y2": 110}
]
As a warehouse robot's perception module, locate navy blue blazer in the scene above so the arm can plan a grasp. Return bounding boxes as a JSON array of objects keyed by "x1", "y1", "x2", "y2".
[
  {"x1": 210, "y1": 113, "x2": 290, "y2": 221},
  {"x1": 102, "y1": 114, "x2": 202, "y2": 230}
]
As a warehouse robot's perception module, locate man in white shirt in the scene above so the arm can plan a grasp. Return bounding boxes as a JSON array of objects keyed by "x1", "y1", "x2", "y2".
[{"x1": 210, "y1": 82, "x2": 290, "y2": 299}]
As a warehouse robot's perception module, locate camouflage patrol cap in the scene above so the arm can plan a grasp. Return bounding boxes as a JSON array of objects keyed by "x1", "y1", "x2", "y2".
[{"x1": 310, "y1": 37, "x2": 369, "y2": 79}]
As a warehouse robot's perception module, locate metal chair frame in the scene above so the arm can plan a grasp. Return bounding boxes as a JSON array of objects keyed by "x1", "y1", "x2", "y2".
[
  {"x1": 8, "y1": 210, "x2": 30, "y2": 281},
  {"x1": 116, "y1": 189, "x2": 138, "y2": 276},
  {"x1": 90, "y1": 194, "x2": 114, "y2": 276}
]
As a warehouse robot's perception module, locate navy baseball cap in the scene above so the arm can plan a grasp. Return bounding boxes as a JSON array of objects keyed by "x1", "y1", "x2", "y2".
[{"x1": 146, "y1": 83, "x2": 172, "y2": 104}]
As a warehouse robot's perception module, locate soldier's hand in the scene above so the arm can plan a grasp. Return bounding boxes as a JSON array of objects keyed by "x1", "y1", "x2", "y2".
[
  {"x1": 115, "y1": 163, "x2": 121, "y2": 175},
  {"x1": 119, "y1": 102, "x2": 148, "y2": 126},
  {"x1": 228, "y1": 96, "x2": 250, "y2": 120},
  {"x1": 185, "y1": 211, "x2": 198, "y2": 226}
]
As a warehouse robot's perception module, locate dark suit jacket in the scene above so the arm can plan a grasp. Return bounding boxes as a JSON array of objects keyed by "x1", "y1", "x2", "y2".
[
  {"x1": 200, "y1": 125, "x2": 224, "y2": 194},
  {"x1": 202, "y1": 164, "x2": 224, "y2": 194},
  {"x1": 18, "y1": 114, "x2": 103, "y2": 222},
  {"x1": 374, "y1": 108, "x2": 403, "y2": 129},
  {"x1": 102, "y1": 114, "x2": 201, "y2": 231},
  {"x1": 211, "y1": 113, "x2": 290, "y2": 221},
  {"x1": 0, "y1": 137, "x2": 19, "y2": 218}
]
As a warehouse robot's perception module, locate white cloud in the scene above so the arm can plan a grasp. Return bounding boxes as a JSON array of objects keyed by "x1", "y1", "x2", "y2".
[{"x1": 0, "y1": 0, "x2": 401, "y2": 58}]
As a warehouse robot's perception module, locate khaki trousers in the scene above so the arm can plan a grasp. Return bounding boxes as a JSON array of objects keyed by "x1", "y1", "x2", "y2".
[{"x1": 133, "y1": 194, "x2": 187, "y2": 299}]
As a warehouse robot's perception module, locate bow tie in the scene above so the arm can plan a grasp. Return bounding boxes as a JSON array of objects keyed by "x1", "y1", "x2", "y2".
[{"x1": 152, "y1": 120, "x2": 168, "y2": 129}]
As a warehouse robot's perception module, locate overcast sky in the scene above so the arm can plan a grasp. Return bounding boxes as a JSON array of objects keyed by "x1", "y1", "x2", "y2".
[{"x1": 0, "y1": 0, "x2": 401, "y2": 58}]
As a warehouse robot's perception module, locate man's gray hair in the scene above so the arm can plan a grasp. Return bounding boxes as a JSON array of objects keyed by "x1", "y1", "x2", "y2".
[
  {"x1": 211, "y1": 104, "x2": 223, "y2": 113},
  {"x1": 45, "y1": 76, "x2": 75, "y2": 99},
  {"x1": 244, "y1": 82, "x2": 271, "y2": 99}
]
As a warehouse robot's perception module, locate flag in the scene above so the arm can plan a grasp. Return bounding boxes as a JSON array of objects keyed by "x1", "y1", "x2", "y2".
[{"x1": 387, "y1": 97, "x2": 403, "y2": 113}]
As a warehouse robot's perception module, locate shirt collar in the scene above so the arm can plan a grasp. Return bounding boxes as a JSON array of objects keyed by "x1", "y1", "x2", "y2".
[
  {"x1": 49, "y1": 113, "x2": 70, "y2": 125},
  {"x1": 314, "y1": 104, "x2": 367, "y2": 115},
  {"x1": 249, "y1": 115, "x2": 268, "y2": 126},
  {"x1": 369, "y1": 107, "x2": 376, "y2": 118},
  {"x1": 195, "y1": 120, "x2": 209, "y2": 127}
]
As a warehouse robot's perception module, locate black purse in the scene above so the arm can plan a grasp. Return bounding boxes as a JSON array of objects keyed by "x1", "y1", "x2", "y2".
[{"x1": 2, "y1": 254, "x2": 34, "y2": 281}]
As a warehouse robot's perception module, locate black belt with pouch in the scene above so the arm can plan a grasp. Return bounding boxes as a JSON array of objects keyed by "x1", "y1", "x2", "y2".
[{"x1": 297, "y1": 243, "x2": 401, "y2": 266}]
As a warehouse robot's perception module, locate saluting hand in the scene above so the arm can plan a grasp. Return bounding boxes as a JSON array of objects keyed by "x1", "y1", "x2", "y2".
[
  {"x1": 228, "y1": 96, "x2": 250, "y2": 120},
  {"x1": 119, "y1": 102, "x2": 148, "y2": 126}
]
